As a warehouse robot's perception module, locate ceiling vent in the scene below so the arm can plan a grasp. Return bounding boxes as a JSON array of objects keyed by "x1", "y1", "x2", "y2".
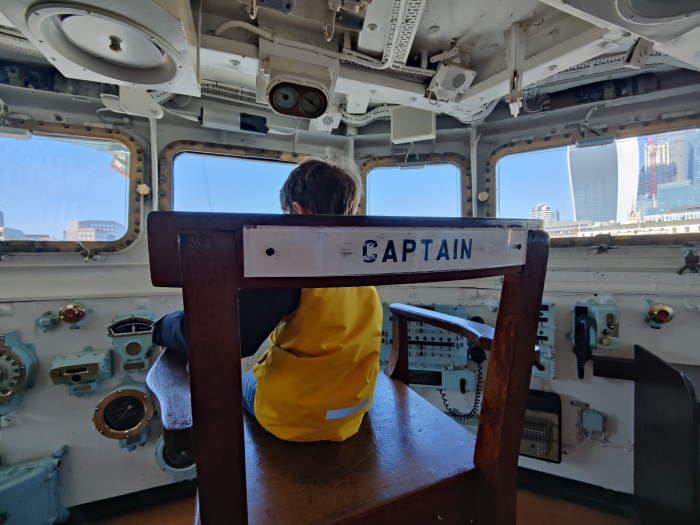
[{"x1": 0, "y1": 0, "x2": 200, "y2": 96}]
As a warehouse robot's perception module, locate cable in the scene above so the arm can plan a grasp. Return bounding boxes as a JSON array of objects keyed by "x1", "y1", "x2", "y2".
[
  {"x1": 213, "y1": 13, "x2": 435, "y2": 76},
  {"x1": 437, "y1": 361, "x2": 483, "y2": 421}
]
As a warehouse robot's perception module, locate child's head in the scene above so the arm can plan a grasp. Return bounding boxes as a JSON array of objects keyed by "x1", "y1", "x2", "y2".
[{"x1": 280, "y1": 159, "x2": 361, "y2": 216}]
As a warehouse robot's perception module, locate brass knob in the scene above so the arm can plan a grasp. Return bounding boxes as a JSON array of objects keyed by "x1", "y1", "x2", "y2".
[{"x1": 59, "y1": 303, "x2": 86, "y2": 324}]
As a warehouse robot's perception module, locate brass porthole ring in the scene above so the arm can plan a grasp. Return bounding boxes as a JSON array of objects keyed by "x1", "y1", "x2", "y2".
[{"x1": 93, "y1": 388, "x2": 154, "y2": 440}]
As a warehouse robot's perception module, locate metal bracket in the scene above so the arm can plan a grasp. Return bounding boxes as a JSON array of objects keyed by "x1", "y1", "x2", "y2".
[
  {"x1": 623, "y1": 37, "x2": 654, "y2": 70},
  {"x1": 678, "y1": 248, "x2": 700, "y2": 275},
  {"x1": 505, "y1": 22, "x2": 524, "y2": 117},
  {"x1": 100, "y1": 87, "x2": 163, "y2": 119}
]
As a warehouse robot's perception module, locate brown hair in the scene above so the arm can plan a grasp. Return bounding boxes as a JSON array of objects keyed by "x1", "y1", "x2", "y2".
[{"x1": 280, "y1": 159, "x2": 361, "y2": 215}]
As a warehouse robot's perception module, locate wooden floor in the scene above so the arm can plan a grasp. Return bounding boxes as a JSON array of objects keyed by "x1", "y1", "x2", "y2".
[{"x1": 96, "y1": 490, "x2": 634, "y2": 525}]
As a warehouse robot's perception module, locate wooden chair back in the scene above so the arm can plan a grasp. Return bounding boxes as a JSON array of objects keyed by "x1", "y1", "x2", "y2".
[{"x1": 147, "y1": 212, "x2": 549, "y2": 524}]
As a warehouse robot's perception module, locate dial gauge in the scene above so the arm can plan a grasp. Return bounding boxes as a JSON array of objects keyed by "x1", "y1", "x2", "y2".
[
  {"x1": 93, "y1": 386, "x2": 154, "y2": 439},
  {"x1": 104, "y1": 395, "x2": 146, "y2": 431},
  {"x1": 0, "y1": 345, "x2": 25, "y2": 402},
  {"x1": 299, "y1": 90, "x2": 325, "y2": 116},
  {"x1": 271, "y1": 84, "x2": 299, "y2": 110}
]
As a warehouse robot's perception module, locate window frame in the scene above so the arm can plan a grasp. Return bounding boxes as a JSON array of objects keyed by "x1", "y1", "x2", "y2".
[
  {"x1": 159, "y1": 140, "x2": 307, "y2": 212},
  {"x1": 488, "y1": 115, "x2": 700, "y2": 247},
  {"x1": 0, "y1": 121, "x2": 144, "y2": 254},
  {"x1": 359, "y1": 154, "x2": 470, "y2": 217}
]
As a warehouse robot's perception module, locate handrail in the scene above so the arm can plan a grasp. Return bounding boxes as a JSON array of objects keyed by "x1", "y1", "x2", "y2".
[{"x1": 389, "y1": 303, "x2": 494, "y2": 350}]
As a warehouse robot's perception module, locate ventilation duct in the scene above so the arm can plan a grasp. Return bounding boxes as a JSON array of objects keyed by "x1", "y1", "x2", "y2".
[{"x1": 0, "y1": 0, "x2": 200, "y2": 96}]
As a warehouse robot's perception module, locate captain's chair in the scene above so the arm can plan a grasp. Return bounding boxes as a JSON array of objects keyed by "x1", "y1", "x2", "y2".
[{"x1": 146, "y1": 212, "x2": 548, "y2": 525}]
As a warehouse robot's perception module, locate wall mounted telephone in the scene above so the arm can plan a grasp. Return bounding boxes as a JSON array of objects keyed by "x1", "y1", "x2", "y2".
[{"x1": 570, "y1": 302, "x2": 620, "y2": 379}]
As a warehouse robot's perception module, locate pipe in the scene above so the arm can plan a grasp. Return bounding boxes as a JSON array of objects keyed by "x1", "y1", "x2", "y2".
[
  {"x1": 149, "y1": 117, "x2": 159, "y2": 212},
  {"x1": 470, "y1": 125, "x2": 480, "y2": 218}
]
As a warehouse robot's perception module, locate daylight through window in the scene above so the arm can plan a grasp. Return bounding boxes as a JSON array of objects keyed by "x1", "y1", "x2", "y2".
[
  {"x1": 173, "y1": 153, "x2": 297, "y2": 213},
  {"x1": 496, "y1": 128, "x2": 700, "y2": 238},
  {"x1": 0, "y1": 134, "x2": 130, "y2": 242},
  {"x1": 367, "y1": 163, "x2": 462, "y2": 217}
]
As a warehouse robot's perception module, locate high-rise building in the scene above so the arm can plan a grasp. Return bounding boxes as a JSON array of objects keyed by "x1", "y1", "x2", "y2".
[
  {"x1": 568, "y1": 139, "x2": 639, "y2": 223},
  {"x1": 531, "y1": 203, "x2": 554, "y2": 222},
  {"x1": 64, "y1": 220, "x2": 125, "y2": 242},
  {"x1": 689, "y1": 131, "x2": 700, "y2": 183},
  {"x1": 0, "y1": 227, "x2": 27, "y2": 240},
  {"x1": 0, "y1": 210, "x2": 4, "y2": 227}
]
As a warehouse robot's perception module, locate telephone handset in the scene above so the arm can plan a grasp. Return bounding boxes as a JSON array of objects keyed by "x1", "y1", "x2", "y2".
[{"x1": 572, "y1": 306, "x2": 594, "y2": 379}]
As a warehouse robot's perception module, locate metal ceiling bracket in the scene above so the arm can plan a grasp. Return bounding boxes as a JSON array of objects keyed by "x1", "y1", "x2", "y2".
[
  {"x1": 505, "y1": 22, "x2": 524, "y2": 118},
  {"x1": 623, "y1": 37, "x2": 655, "y2": 70}
]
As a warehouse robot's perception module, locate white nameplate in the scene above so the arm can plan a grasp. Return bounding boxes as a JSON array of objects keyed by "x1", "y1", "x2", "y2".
[{"x1": 243, "y1": 226, "x2": 528, "y2": 278}]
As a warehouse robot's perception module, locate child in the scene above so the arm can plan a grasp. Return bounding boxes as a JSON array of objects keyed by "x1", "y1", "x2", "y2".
[{"x1": 153, "y1": 159, "x2": 383, "y2": 442}]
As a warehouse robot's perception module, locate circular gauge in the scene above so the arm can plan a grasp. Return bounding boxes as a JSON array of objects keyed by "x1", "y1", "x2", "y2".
[
  {"x1": 271, "y1": 84, "x2": 300, "y2": 111},
  {"x1": 94, "y1": 386, "x2": 154, "y2": 439},
  {"x1": 299, "y1": 90, "x2": 325, "y2": 116},
  {"x1": 104, "y1": 395, "x2": 146, "y2": 431},
  {"x1": 0, "y1": 345, "x2": 26, "y2": 402}
]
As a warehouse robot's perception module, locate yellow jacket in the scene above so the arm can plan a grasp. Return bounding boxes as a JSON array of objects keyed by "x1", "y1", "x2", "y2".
[{"x1": 253, "y1": 287, "x2": 382, "y2": 442}]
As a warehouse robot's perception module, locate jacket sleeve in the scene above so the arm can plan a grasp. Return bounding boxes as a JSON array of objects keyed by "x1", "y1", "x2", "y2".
[{"x1": 152, "y1": 288, "x2": 301, "y2": 358}]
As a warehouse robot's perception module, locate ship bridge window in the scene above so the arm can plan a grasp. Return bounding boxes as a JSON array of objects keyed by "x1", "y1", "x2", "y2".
[
  {"x1": 366, "y1": 163, "x2": 462, "y2": 217},
  {"x1": 0, "y1": 131, "x2": 132, "y2": 246},
  {"x1": 173, "y1": 153, "x2": 297, "y2": 213},
  {"x1": 496, "y1": 128, "x2": 700, "y2": 243}
]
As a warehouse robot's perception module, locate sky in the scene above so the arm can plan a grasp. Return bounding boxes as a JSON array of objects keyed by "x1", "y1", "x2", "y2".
[
  {"x1": 496, "y1": 146, "x2": 573, "y2": 220},
  {"x1": 0, "y1": 136, "x2": 129, "y2": 239}
]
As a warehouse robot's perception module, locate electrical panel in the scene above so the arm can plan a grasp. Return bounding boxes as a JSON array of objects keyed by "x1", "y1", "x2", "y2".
[
  {"x1": 0, "y1": 447, "x2": 68, "y2": 525},
  {"x1": 520, "y1": 390, "x2": 561, "y2": 463},
  {"x1": 532, "y1": 303, "x2": 556, "y2": 379},
  {"x1": 379, "y1": 303, "x2": 476, "y2": 392}
]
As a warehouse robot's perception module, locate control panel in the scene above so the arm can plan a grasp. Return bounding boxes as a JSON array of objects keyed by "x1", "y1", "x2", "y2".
[
  {"x1": 533, "y1": 303, "x2": 556, "y2": 379},
  {"x1": 379, "y1": 303, "x2": 477, "y2": 392}
]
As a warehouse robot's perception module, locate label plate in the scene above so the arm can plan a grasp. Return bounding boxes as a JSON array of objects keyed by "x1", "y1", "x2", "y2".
[{"x1": 243, "y1": 226, "x2": 528, "y2": 278}]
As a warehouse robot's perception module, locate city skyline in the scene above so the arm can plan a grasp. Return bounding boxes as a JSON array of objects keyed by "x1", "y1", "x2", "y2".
[{"x1": 499, "y1": 128, "x2": 700, "y2": 236}]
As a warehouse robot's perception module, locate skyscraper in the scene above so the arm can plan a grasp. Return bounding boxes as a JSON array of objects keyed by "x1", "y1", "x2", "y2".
[
  {"x1": 64, "y1": 220, "x2": 125, "y2": 241},
  {"x1": 531, "y1": 203, "x2": 554, "y2": 222},
  {"x1": 567, "y1": 139, "x2": 639, "y2": 223}
]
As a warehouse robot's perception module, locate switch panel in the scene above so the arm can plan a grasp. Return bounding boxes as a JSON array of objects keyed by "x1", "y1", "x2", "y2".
[
  {"x1": 571, "y1": 301, "x2": 621, "y2": 351},
  {"x1": 533, "y1": 303, "x2": 556, "y2": 379}
]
